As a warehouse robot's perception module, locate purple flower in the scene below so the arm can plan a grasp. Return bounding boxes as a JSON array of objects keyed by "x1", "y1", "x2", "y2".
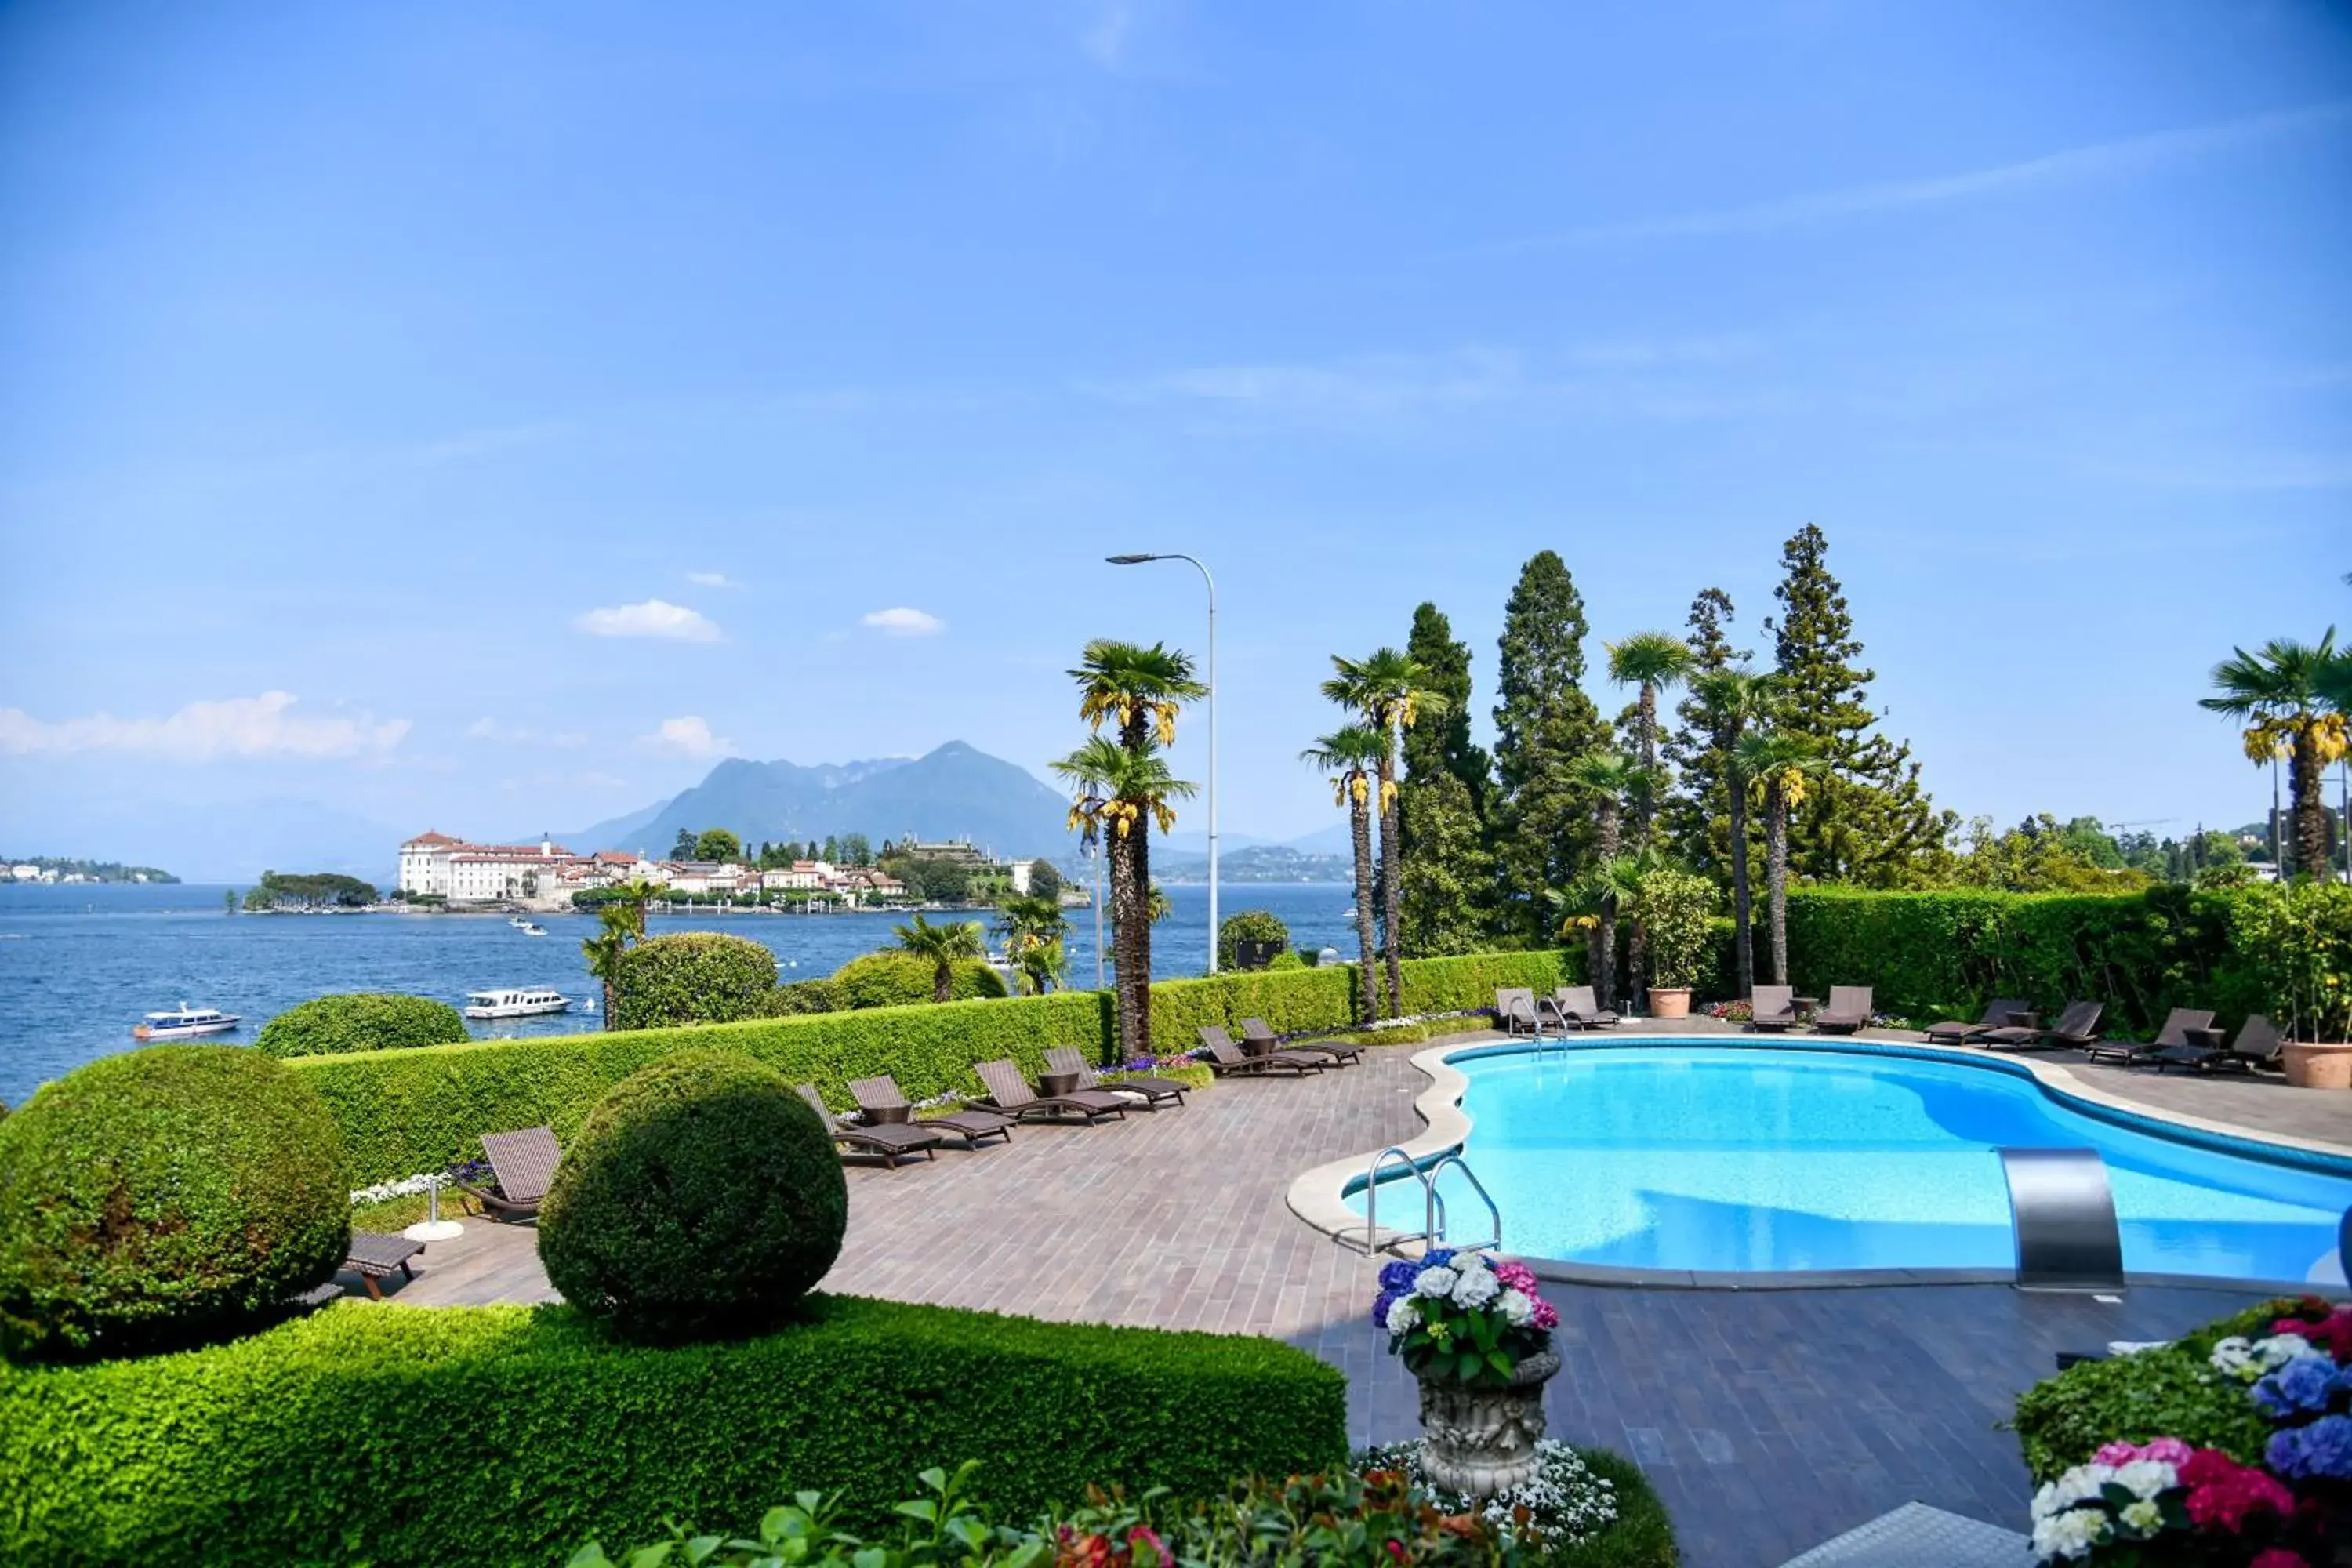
[
  {"x1": 1424, "y1": 1247, "x2": 1456, "y2": 1270},
  {"x1": 1372, "y1": 1287, "x2": 1403, "y2": 1327},
  {"x1": 2252, "y1": 1356, "x2": 2342, "y2": 1418},
  {"x1": 1377, "y1": 1260, "x2": 1419, "y2": 1291},
  {"x1": 2267, "y1": 1415, "x2": 2352, "y2": 1480}
]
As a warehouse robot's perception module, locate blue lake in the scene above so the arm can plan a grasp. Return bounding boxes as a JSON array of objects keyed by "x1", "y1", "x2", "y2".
[{"x1": 0, "y1": 880, "x2": 1357, "y2": 1103}]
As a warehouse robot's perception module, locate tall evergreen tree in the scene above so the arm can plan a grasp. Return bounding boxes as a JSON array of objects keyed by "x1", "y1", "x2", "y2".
[
  {"x1": 1399, "y1": 602, "x2": 1494, "y2": 949},
  {"x1": 1491, "y1": 553, "x2": 1608, "y2": 937},
  {"x1": 1768, "y1": 524, "x2": 1956, "y2": 884},
  {"x1": 1401, "y1": 603, "x2": 1492, "y2": 806},
  {"x1": 1661, "y1": 588, "x2": 1752, "y2": 877}
]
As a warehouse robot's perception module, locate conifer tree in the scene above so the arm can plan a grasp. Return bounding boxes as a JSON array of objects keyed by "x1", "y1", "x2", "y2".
[
  {"x1": 1401, "y1": 603, "x2": 1492, "y2": 808},
  {"x1": 1491, "y1": 552, "x2": 1609, "y2": 937},
  {"x1": 1767, "y1": 524, "x2": 1956, "y2": 884},
  {"x1": 1661, "y1": 588, "x2": 1751, "y2": 877},
  {"x1": 1399, "y1": 603, "x2": 1495, "y2": 950}
]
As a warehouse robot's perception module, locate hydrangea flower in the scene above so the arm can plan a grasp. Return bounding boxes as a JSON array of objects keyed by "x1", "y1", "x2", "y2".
[
  {"x1": 1413, "y1": 1265, "x2": 1460, "y2": 1300},
  {"x1": 2110, "y1": 1459, "x2": 2176, "y2": 1501},
  {"x1": 2092, "y1": 1437, "x2": 2191, "y2": 1468},
  {"x1": 2179, "y1": 1449, "x2": 2292, "y2": 1530},
  {"x1": 2252, "y1": 1355, "x2": 2342, "y2": 1419},
  {"x1": 2117, "y1": 1499, "x2": 2163, "y2": 1534},
  {"x1": 1450, "y1": 1266, "x2": 1499, "y2": 1310},
  {"x1": 1385, "y1": 1294, "x2": 1421, "y2": 1337},
  {"x1": 1530, "y1": 1297, "x2": 1559, "y2": 1332},
  {"x1": 1377, "y1": 1259, "x2": 1420, "y2": 1292},
  {"x1": 2267, "y1": 1414, "x2": 2352, "y2": 1481},
  {"x1": 2028, "y1": 1505, "x2": 2110, "y2": 1561},
  {"x1": 1497, "y1": 1288, "x2": 1534, "y2": 1327},
  {"x1": 1493, "y1": 1258, "x2": 1540, "y2": 1294},
  {"x1": 1372, "y1": 1287, "x2": 1403, "y2": 1327},
  {"x1": 1423, "y1": 1247, "x2": 1457, "y2": 1269}
]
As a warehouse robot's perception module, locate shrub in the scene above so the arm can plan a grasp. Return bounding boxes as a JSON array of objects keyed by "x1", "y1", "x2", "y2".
[
  {"x1": 753, "y1": 978, "x2": 841, "y2": 1015},
  {"x1": 1631, "y1": 867, "x2": 1717, "y2": 991},
  {"x1": 1268, "y1": 949, "x2": 1306, "y2": 970},
  {"x1": 540, "y1": 1053, "x2": 847, "y2": 1342},
  {"x1": 0, "y1": 1046, "x2": 349, "y2": 1363},
  {"x1": 0, "y1": 1294, "x2": 1348, "y2": 1566},
  {"x1": 255, "y1": 992, "x2": 468, "y2": 1058},
  {"x1": 612, "y1": 931, "x2": 780, "y2": 1030},
  {"x1": 1218, "y1": 908, "x2": 1291, "y2": 970},
  {"x1": 831, "y1": 950, "x2": 1007, "y2": 1008}
]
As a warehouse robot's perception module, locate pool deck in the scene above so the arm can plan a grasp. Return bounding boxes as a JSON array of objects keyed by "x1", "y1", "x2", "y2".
[{"x1": 358, "y1": 1019, "x2": 2347, "y2": 1568}]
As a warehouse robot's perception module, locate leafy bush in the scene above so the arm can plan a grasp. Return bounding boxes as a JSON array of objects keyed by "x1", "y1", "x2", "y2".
[
  {"x1": 1217, "y1": 909, "x2": 1291, "y2": 970},
  {"x1": 831, "y1": 951, "x2": 1009, "y2": 1009},
  {"x1": 612, "y1": 932, "x2": 780, "y2": 1031},
  {"x1": 1630, "y1": 867, "x2": 1716, "y2": 990},
  {"x1": 0, "y1": 1046, "x2": 349, "y2": 1363},
  {"x1": 0, "y1": 1294, "x2": 1348, "y2": 1566},
  {"x1": 255, "y1": 992, "x2": 468, "y2": 1058},
  {"x1": 1268, "y1": 950, "x2": 1306, "y2": 970},
  {"x1": 753, "y1": 978, "x2": 842, "y2": 1015},
  {"x1": 540, "y1": 1053, "x2": 847, "y2": 1343}
]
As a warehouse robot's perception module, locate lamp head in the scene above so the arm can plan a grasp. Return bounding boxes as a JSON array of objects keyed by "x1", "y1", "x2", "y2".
[{"x1": 1105, "y1": 553, "x2": 1159, "y2": 565}]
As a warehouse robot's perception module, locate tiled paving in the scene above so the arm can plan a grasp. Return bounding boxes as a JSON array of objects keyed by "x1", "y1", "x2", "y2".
[{"x1": 367, "y1": 1024, "x2": 2343, "y2": 1568}]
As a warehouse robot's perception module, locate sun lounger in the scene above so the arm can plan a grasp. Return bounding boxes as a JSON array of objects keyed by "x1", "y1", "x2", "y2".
[
  {"x1": 1046, "y1": 1046, "x2": 1187, "y2": 1109},
  {"x1": 795, "y1": 1083, "x2": 944, "y2": 1167},
  {"x1": 848, "y1": 1075, "x2": 1014, "y2": 1147},
  {"x1": 1748, "y1": 985, "x2": 1799, "y2": 1033},
  {"x1": 1196, "y1": 1026, "x2": 1325, "y2": 1076},
  {"x1": 2083, "y1": 1007, "x2": 2214, "y2": 1067},
  {"x1": 457, "y1": 1126, "x2": 561, "y2": 1221},
  {"x1": 974, "y1": 1058, "x2": 1127, "y2": 1123},
  {"x1": 343, "y1": 1230, "x2": 424, "y2": 1301},
  {"x1": 1243, "y1": 1016, "x2": 1362, "y2": 1066},
  {"x1": 1981, "y1": 1000, "x2": 2103, "y2": 1052},
  {"x1": 1923, "y1": 998, "x2": 2030, "y2": 1045},
  {"x1": 2154, "y1": 1014, "x2": 2281, "y2": 1075},
  {"x1": 1546, "y1": 985, "x2": 1621, "y2": 1030},
  {"x1": 1812, "y1": 985, "x2": 1874, "y2": 1035},
  {"x1": 1494, "y1": 987, "x2": 1543, "y2": 1036}
]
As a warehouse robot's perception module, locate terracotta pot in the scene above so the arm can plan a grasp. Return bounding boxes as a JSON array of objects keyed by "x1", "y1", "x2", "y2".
[
  {"x1": 1415, "y1": 1347, "x2": 1559, "y2": 1497},
  {"x1": 2281, "y1": 1041, "x2": 2352, "y2": 1091},
  {"x1": 1648, "y1": 987, "x2": 1692, "y2": 1020}
]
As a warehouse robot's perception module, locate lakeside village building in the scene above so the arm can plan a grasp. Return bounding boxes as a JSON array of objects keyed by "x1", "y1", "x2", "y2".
[{"x1": 397, "y1": 832, "x2": 913, "y2": 911}]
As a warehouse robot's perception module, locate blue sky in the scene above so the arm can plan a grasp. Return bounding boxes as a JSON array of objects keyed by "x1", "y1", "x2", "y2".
[{"x1": 2, "y1": 0, "x2": 2347, "y2": 871}]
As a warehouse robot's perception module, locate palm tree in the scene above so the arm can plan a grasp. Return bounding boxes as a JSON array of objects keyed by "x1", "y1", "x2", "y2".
[
  {"x1": 1690, "y1": 668, "x2": 1781, "y2": 996},
  {"x1": 2201, "y1": 631, "x2": 2346, "y2": 879},
  {"x1": 578, "y1": 881, "x2": 655, "y2": 1029},
  {"x1": 1051, "y1": 734, "x2": 1196, "y2": 1060},
  {"x1": 892, "y1": 911, "x2": 988, "y2": 1004},
  {"x1": 1323, "y1": 649, "x2": 1448, "y2": 1017},
  {"x1": 1071, "y1": 640, "x2": 1207, "y2": 936},
  {"x1": 1734, "y1": 730, "x2": 1828, "y2": 988},
  {"x1": 1301, "y1": 724, "x2": 1387, "y2": 1022},
  {"x1": 1606, "y1": 630, "x2": 1694, "y2": 841},
  {"x1": 1566, "y1": 751, "x2": 1641, "y2": 1010},
  {"x1": 994, "y1": 895, "x2": 1071, "y2": 994}
]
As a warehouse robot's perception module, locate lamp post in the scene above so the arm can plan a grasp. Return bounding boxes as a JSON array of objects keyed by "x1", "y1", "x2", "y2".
[{"x1": 1105, "y1": 552, "x2": 1218, "y2": 974}]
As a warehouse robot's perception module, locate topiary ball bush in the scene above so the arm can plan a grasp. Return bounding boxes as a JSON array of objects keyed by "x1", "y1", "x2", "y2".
[
  {"x1": 612, "y1": 931, "x2": 781, "y2": 1030},
  {"x1": 829, "y1": 951, "x2": 1007, "y2": 1009},
  {"x1": 1218, "y1": 909, "x2": 1291, "y2": 971},
  {"x1": 538, "y1": 1051, "x2": 847, "y2": 1343},
  {"x1": 256, "y1": 992, "x2": 470, "y2": 1058},
  {"x1": 0, "y1": 1045, "x2": 350, "y2": 1363}
]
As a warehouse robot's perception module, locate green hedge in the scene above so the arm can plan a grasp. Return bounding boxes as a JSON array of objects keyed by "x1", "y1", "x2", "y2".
[
  {"x1": 0, "y1": 1294, "x2": 1348, "y2": 1567},
  {"x1": 829, "y1": 951, "x2": 1008, "y2": 1009},
  {"x1": 255, "y1": 993, "x2": 468, "y2": 1058},
  {"x1": 613, "y1": 932, "x2": 781, "y2": 1030}
]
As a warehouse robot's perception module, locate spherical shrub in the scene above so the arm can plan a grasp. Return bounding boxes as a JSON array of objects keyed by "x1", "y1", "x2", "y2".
[
  {"x1": 611, "y1": 931, "x2": 780, "y2": 1030},
  {"x1": 829, "y1": 951, "x2": 1008, "y2": 1009},
  {"x1": 256, "y1": 992, "x2": 470, "y2": 1058},
  {"x1": 538, "y1": 1051, "x2": 846, "y2": 1342},
  {"x1": 0, "y1": 1046, "x2": 350, "y2": 1362},
  {"x1": 1218, "y1": 909, "x2": 1291, "y2": 971}
]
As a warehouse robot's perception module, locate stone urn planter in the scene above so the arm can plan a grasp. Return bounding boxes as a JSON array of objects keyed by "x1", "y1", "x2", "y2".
[
  {"x1": 1647, "y1": 987, "x2": 1692, "y2": 1020},
  {"x1": 2282, "y1": 1041, "x2": 2352, "y2": 1091},
  {"x1": 1414, "y1": 1347, "x2": 1560, "y2": 1497}
]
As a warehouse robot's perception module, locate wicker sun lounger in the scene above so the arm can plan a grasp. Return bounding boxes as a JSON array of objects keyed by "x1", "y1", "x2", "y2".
[
  {"x1": 1197, "y1": 1026, "x2": 1325, "y2": 1076},
  {"x1": 2084, "y1": 1007, "x2": 2216, "y2": 1068},
  {"x1": 795, "y1": 1083, "x2": 944, "y2": 1167},
  {"x1": 457, "y1": 1126, "x2": 561, "y2": 1221},
  {"x1": 1046, "y1": 1046, "x2": 1187, "y2": 1109},
  {"x1": 1748, "y1": 986, "x2": 1799, "y2": 1033},
  {"x1": 2152, "y1": 1014, "x2": 2278, "y2": 1074},
  {"x1": 974, "y1": 1058, "x2": 1127, "y2": 1123},
  {"x1": 343, "y1": 1229, "x2": 425, "y2": 1301},
  {"x1": 1243, "y1": 1016, "x2": 1363, "y2": 1066},
  {"x1": 1923, "y1": 998, "x2": 2031, "y2": 1045},
  {"x1": 1548, "y1": 985, "x2": 1621, "y2": 1029},
  {"x1": 848, "y1": 1075, "x2": 1014, "y2": 1147},
  {"x1": 1981, "y1": 1000, "x2": 2104, "y2": 1052},
  {"x1": 1812, "y1": 986, "x2": 1874, "y2": 1036},
  {"x1": 1494, "y1": 987, "x2": 1543, "y2": 1036}
]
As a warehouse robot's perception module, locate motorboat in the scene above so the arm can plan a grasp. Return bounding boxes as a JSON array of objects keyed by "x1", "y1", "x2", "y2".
[
  {"x1": 462, "y1": 988, "x2": 570, "y2": 1020},
  {"x1": 133, "y1": 1005, "x2": 241, "y2": 1040},
  {"x1": 517, "y1": 922, "x2": 549, "y2": 937},
  {"x1": 507, "y1": 916, "x2": 531, "y2": 928}
]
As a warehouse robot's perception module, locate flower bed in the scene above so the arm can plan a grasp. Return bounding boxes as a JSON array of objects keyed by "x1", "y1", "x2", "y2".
[{"x1": 1377, "y1": 1250, "x2": 1559, "y2": 1382}]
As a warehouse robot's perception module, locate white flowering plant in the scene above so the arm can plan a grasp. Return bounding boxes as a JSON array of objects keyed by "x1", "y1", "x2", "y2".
[{"x1": 1374, "y1": 1250, "x2": 1558, "y2": 1388}]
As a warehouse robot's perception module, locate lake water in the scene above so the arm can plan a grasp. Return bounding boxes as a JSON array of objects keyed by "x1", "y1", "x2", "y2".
[{"x1": 0, "y1": 881, "x2": 1357, "y2": 1103}]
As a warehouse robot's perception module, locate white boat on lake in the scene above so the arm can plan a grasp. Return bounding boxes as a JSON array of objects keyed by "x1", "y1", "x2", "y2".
[
  {"x1": 133, "y1": 1004, "x2": 241, "y2": 1040},
  {"x1": 517, "y1": 922, "x2": 548, "y2": 937},
  {"x1": 463, "y1": 987, "x2": 570, "y2": 1020}
]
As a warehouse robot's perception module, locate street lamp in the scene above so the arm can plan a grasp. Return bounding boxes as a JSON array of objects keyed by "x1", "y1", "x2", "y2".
[{"x1": 1105, "y1": 552, "x2": 1219, "y2": 974}]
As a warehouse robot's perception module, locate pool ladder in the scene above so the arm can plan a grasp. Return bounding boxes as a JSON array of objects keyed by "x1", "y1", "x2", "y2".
[{"x1": 1336, "y1": 1145, "x2": 1501, "y2": 1258}]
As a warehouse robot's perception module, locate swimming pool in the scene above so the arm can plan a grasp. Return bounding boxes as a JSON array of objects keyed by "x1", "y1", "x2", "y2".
[{"x1": 1348, "y1": 1044, "x2": 2352, "y2": 1286}]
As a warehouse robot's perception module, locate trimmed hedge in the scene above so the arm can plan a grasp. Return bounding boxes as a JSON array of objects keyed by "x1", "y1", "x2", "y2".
[
  {"x1": 255, "y1": 993, "x2": 468, "y2": 1058},
  {"x1": 830, "y1": 951, "x2": 1009, "y2": 1009},
  {"x1": 0, "y1": 1294, "x2": 1348, "y2": 1567},
  {"x1": 612, "y1": 932, "x2": 779, "y2": 1030}
]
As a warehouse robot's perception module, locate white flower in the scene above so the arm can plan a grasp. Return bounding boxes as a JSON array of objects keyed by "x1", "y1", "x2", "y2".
[
  {"x1": 2256, "y1": 1333, "x2": 2314, "y2": 1370},
  {"x1": 2111, "y1": 1460, "x2": 2174, "y2": 1501},
  {"x1": 2118, "y1": 1499, "x2": 2163, "y2": 1534},
  {"x1": 1385, "y1": 1295, "x2": 1420, "y2": 1336},
  {"x1": 2210, "y1": 1336, "x2": 2256, "y2": 1377},
  {"x1": 1414, "y1": 1265, "x2": 1460, "y2": 1299},
  {"x1": 1450, "y1": 1267, "x2": 1500, "y2": 1310},
  {"x1": 2030, "y1": 1506, "x2": 2110, "y2": 1561},
  {"x1": 2045, "y1": 1464, "x2": 2114, "y2": 1511},
  {"x1": 1497, "y1": 1288, "x2": 1535, "y2": 1327}
]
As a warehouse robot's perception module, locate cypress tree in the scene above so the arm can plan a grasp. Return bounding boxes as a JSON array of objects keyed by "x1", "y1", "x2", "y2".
[
  {"x1": 1491, "y1": 552, "x2": 1608, "y2": 936},
  {"x1": 1768, "y1": 524, "x2": 1956, "y2": 885},
  {"x1": 1401, "y1": 603, "x2": 1492, "y2": 808},
  {"x1": 1661, "y1": 589, "x2": 1752, "y2": 878},
  {"x1": 1399, "y1": 603, "x2": 1495, "y2": 950}
]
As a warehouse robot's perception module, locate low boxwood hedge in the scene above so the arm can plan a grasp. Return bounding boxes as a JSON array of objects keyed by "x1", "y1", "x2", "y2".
[
  {"x1": 255, "y1": 993, "x2": 468, "y2": 1058},
  {"x1": 0, "y1": 1294, "x2": 1348, "y2": 1567}
]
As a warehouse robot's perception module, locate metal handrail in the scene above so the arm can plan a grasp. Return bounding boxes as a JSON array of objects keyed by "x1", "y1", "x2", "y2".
[
  {"x1": 1419, "y1": 1152, "x2": 1502, "y2": 1254},
  {"x1": 1341, "y1": 1145, "x2": 1433, "y2": 1254}
]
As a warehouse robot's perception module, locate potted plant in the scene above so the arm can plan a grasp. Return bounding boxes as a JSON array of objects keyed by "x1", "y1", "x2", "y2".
[
  {"x1": 1630, "y1": 864, "x2": 1717, "y2": 1020},
  {"x1": 2238, "y1": 883, "x2": 2352, "y2": 1089},
  {"x1": 1376, "y1": 1250, "x2": 1561, "y2": 1497}
]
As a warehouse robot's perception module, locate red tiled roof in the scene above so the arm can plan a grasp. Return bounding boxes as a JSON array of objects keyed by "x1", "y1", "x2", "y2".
[{"x1": 403, "y1": 831, "x2": 460, "y2": 848}]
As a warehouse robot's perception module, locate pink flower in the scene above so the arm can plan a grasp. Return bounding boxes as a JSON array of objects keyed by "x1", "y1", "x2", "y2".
[
  {"x1": 2248, "y1": 1551, "x2": 2308, "y2": 1568},
  {"x1": 1530, "y1": 1298, "x2": 1559, "y2": 1331},
  {"x1": 2140, "y1": 1437, "x2": 2194, "y2": 1466},
  {"x1": 2093, "y1": 1440, "x2": 2142, "y2": 1466},
  {"x1": 2179, "y1": 1449, "x2": 2292, "y2": 1533},
  {"x1": 1493, "y1": 1259, "x2": 1539, "y2": 1294}
]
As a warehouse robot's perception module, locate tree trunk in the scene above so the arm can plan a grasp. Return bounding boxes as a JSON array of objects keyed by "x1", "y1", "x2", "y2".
[
  {"x1": 1728, "y1": 773, "x2": 1755, "y2": 997},
  {"x1": 1766, "y1": 789, "x2": 1790, "y2": 987},
  {"x1": 1377, "y1": 735, "x2": 1404, "y2": 1018},
  {"x1": 934, "y1": 961, "x2": 953, "y2": 1004},
  {"x1": 1594, "y1": 800, "x2": 1620, "y2": 1011},
  {"x1": 1635, "y1": 684, "x2": 1658, "y2": 841},
  {"x1": 1109, "y1": 823, "x2": 1150, "y2": 1062},
  {"x1": 602, "y1": 977, "x2": 619, "y2": 1030},
  {"x1": 1627, "y1": 919, "x2": 1649, "y2": 1016},
  {"x1": 1350, "y1": 787, "x2": 1380, "y2": 1025},
  {"x1": 2292, "y1": 729, "x2": 2328, "y2": 880}
]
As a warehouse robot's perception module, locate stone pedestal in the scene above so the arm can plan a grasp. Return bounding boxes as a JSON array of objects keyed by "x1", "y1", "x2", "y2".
[{"x1": 1415, "y1": 1348, "x2": 1559, "y2": 1497}]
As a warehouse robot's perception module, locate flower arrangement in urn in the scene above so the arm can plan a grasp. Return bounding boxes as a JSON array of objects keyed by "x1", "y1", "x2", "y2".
[{"x1": 1376, "y1": 1250, "x2": 1564, "y2": 1500}]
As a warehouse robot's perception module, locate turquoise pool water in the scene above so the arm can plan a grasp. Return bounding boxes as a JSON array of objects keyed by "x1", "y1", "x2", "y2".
[{"x1": 1349, "y1": 1044, "x2": 2352, "y2": 1284}]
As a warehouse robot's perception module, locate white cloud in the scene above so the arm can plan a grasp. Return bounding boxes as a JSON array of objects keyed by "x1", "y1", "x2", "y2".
[
  {"x1": 466, "y1": 717, "x2": 586, "y2": 748},
  {"x1": 684, "y1": 571, "x2": 734, "y2": 588},
  {"x1": 575, "y1": 599, "x2": 722, "y2": 642},
  {"x1": 861, "y1": 606, "x2": 947, "y2": 637},
  {"x1": 641, "y1": 717, "x2": 733, "y2": 757},
  {"x1": 0, "y1": 691, "x2": 411, "y2": 760},
  {"x1": 1100, "y1": 350, "x2": 1527, "y2": 415}
]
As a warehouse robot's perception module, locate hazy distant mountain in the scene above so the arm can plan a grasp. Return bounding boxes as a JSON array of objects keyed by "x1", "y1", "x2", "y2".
[
  {"x1": 0, "y1": 796, "x2": 403, "y2": 885},
  {"x1": 1283, "y1": 821, "x2": 1357, "y2": 856},
  {"x1": 564, "y1": 742, "x2": 1076, "y2": 859}
]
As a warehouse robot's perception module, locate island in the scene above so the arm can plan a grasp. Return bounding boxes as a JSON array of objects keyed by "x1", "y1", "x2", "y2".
[{"x1": 5, "y1": 857, "x2": 179, "y2": 884}]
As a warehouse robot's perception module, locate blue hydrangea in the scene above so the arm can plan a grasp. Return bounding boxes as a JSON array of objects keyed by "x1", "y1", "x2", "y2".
[
  {"x1": 2267, "y1": 1415, "x2": 2352, "y2": 1480},
  {"x1": 2252, "y1": 1355, "x2": 2342, "y2": 1418},
  {"x1": 1424, "y1": 1247, "x2": 1457, "y2": 1270},
  {"x1": 1377, "y1": 1260, "x2": 1419, "y2": 1291},
  {"x1": 1372, "y1": 1287, "x2": 1403, "y2": 1327}
]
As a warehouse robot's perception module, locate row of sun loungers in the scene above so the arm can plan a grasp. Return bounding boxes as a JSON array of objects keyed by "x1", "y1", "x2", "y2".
[{"x1": 1497, "y1": 986, "x2": 1621, "y2": 1034}]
